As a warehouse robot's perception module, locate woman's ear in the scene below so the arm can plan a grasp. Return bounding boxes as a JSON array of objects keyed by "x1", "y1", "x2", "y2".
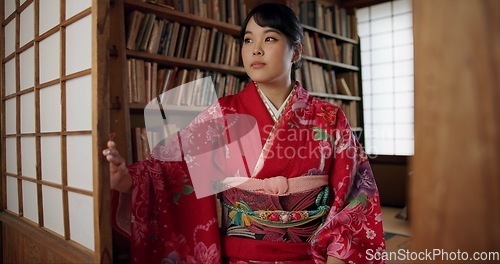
[{"x1": 292, "y1": 43, "x2": 303, "y2": 63}]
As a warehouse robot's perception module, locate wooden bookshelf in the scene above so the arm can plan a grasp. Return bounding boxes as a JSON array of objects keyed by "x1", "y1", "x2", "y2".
[
  {"x1": 302, "y1": 24, "x2": 358, "y2": 44},
  {"x1": 123, "y1": 0, "x2": 241, "y2": 35},
  {"x1": 126, "y1": 50, "x2": 246, "y2": 76},
  {"x1": 308, "y1": 92, "x2": 361, "y2": 101},
  {"x1": 109, "y1": 0, "x2": 367, "y2": 161},
  {"x1": 302, "y1": 55, "x2": 359, "y2": 71}
]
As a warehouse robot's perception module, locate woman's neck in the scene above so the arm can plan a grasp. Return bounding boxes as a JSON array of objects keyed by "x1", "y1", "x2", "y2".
[{"x1": 255, "y1": 80, "x2": 293, "y2": 109}]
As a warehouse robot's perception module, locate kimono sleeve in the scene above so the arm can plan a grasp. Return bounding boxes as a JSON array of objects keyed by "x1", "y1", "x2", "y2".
[{"x1": 310, "y1": 109, "x2": 385, "y2": 264}]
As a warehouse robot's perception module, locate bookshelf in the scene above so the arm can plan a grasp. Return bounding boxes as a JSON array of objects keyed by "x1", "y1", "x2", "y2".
[
  {"x1": 109, "y1": 0, "x2": 365, "y2": 160},
  {"x1": 295, "y1": 0, "x2": 364, "y2": 137}
]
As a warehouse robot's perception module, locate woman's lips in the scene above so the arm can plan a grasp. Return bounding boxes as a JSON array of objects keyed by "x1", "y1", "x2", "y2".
[{"x1": 251, "y1": 62, "x2": 266, "y2": 69}]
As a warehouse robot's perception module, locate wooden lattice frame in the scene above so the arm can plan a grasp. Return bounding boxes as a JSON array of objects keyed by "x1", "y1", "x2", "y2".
[{"x1": 1, "y1": 0, "x2": 112, "y2": 262}]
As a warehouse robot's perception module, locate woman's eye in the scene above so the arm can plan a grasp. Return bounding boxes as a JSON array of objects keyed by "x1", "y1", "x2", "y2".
[
  {"x1": 265, "y1": 37, "x2": 277, "y2": 42},
  {"x1": 243, "y1": 38, "x2": 252, "y2": 44}
]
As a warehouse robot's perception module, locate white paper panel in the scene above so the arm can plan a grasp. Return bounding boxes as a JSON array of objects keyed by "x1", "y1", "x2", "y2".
[
  {"x1": 66, "y1": 75, "x2": 92, "y2": 131},
  {"x1": 21, "y1": 137, "x2": 36, "y2": 178},
  {"x1": 394, "y1": 60, "x2": 413, "y2": 77},
  {"x1": 363, "y1": 95, "x2": 372, "y2": 110},
  {"x1": 362, "y1": 81, "x2": 372, "y2": 96},
  {"x1": 6, "y1": 176, "x2": 19, "y2": 214},
  {"x1": 363, "y1": 109, "x2": 372, "y2": 125},
  {"x1": 66, "y1": 15, "x2": 91, "y2": 74},
  {"x1": 42, "y1": 186, "x2": 64, "y2": 236},
  {"x1": 371, "y1": 138, "x2": 395, "y2": 155},
  {"x1": 361, "y1": 65, "x2": 371, "y2": 80},
  {"x1": 394, "y1": 91, "x2": 414, "y2": 108},
  {"x1": 6, "y1": 138, "x2": 18, "y2": 174},
  {"x1": 41, "y1": 136, "x2": 62, "y2": 184},
  {"x1": 371, "y1": 124, "x2": 395, "y2": 139},
  {"x1": 39, "y1": 32, "x2": 61, "y2": 84},
  {"x1": 395, "y1": 108, "x2": 414, "y2": 124},
  {"x1": 5, "y1": 98, "x2": 16, "y2": 135},
  {"x1": 372, "y1": 109, "x2": 394, "y2": 124},
  {"x1": 395, "y1": 139, "x2": 414, "y2": 155},
  {"x1": 372, "y1": 78, "x2": 393, "y2": 94},
  {"x1": 394, "y1": 44, "x2": 414, "y2": 61},
  {"x1": 40, "y1": 84, "x2": 62, "y2": 132},
  {"x1": 357, "y1": 22, "x2": 369, "y2": 38},
  {"x1": 394, "y1": 29, "x2": 413, "y2": 46},
  {"x1": 360, "y1": 0, "x2": 415, "y2": 155},
  {"x1": 5, "y1": 0, "x2": 16, "y2": 18},
  {"x1": 5, "y1": 20, "x2": 16, "y2": 56},
  {"x1": 356, "y1": 8, "x2": 369, "y2": 23},
  {"x1": 370, "y1": 2, "x2": 391, "y2": 19},
  {"x1": 359, "y1": 35, "x2": 370, "y2": 52},
  {"x1": 393, "y1": 0, "x2": 412, "y2": 15},
  {"x1": 371, "y1": 63, "x2": 393, "y2": 79},
  {"x1": 361, "y1": 51, "x2": 371, "y2": 66},
  {"x1": 394, "y1": 76, "x2": 414, "y2": 92},
  {"x1": 66, "y1": 135, "x2": 93, "y2": 191},
  {"x1": 39, "y1": 0, "x2": 60, "y2": 34},
  {"x1": 66, "y1": 0, "x2": 91, "y2": 19},
  {"x1": 5, "y1": 58, "x2": 16, "y2": 96},
  {"x1": 20, "y1": 3, "x2": 35, "y2": 47},
  {"x1": 372, "y1": 93, "x2": 394, "y2": 109},
  {"x1": 395, "y1": 124, "x2": 414, "y2": 139},
  {"x1": 371, "y1": 17, "x2": 392, "y2": 35},
  {"x1": 20, "y1": 92, "x2": 35, "y2": 133},
  {"x1": 20, "y1": 46, "x2": 35, "y2": 91},
  {"x1": 371, "y1": 48, "x2": 392, "y2": 64},
  {"x1": 394, "y1": 13, "x2": 413, "y2": 30},
  {"x1": 68, "y1": 192, "x2": 94, "y2": 251},
  {"x1": 371, "y1": 32, "x2": 393, "y2": 50},
  {"x1": 22, "y1": 181, "x2": 38, "y2": 223}
]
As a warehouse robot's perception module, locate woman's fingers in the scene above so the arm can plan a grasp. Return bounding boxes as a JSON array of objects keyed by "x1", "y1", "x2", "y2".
[
  {"x1": 107, "y1": 140, "x2": 116, "y2": 149},
  {"x1": 106, "y1": 153, "x2": 123, "y2": 166},
  {"x1": 102, "y1": 141, "x2": 123, "y2": 166}
]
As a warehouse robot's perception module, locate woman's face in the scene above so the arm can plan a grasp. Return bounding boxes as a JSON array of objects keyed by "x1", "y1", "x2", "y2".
[{"x1": 241, "y1": 17, "x2": 296, "y2": 85}]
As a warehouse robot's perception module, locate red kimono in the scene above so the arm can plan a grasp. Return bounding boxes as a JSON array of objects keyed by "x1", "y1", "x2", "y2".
[{"x1": 114, "y1": 81, "x2": 385, "y2": 263}]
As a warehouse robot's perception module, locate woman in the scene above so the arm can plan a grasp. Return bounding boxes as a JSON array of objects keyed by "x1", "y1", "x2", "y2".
[{"x1": 104, "y1": 3, "x2": 385, "y2": 263}]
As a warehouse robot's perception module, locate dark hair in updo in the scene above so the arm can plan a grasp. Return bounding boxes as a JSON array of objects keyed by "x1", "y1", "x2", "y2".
[{"x1": 240, "y1": 3, "x2": 303, "y2": 72}]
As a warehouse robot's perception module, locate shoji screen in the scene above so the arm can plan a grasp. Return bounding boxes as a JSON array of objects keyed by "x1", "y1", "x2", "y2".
[{"x1": 1, "y1": 0, "x2": 108, "y2": 260}]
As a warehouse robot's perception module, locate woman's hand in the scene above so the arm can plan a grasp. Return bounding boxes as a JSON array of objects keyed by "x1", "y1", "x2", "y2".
[{"x1": 102, "y1": 140, "x2": 132, "y2": 192}]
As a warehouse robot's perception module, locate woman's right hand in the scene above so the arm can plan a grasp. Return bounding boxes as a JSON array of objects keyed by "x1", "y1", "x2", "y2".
[{"x1": 102, "y1": 140, "x2": 132, "y2": 192}]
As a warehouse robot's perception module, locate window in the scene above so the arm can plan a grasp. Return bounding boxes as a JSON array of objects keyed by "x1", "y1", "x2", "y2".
[{"x1": 357, "y1": 0, "x2": 414, "y2": 155}]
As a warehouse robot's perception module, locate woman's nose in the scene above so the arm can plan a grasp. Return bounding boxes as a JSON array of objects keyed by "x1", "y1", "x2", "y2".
[{"x1": 253, "y1": 45, "x2": 263, "y2": 55}]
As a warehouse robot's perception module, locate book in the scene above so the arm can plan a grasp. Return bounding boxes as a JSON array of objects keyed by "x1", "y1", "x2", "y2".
[
  {"x1": 126, "y1": 11, "x2": 145, "y2": 51},
  {"x1": 174, "y1": 25, "x2": 188, "y2": 57},
  {"x1": 336, "y1": 78, "x2": 352, "y2": 96},
  {"x1": 167, "y1": 22, "x2": 180, "y2": 56},
  {"x1": 138, "y1": 14, "x2": 157, "y2": 51},
  {"x1": 146, "y1": 19, "x2": 162, "y2": 54}
]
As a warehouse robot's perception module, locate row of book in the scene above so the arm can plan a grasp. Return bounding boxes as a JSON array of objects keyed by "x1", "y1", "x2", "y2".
[
  {"x1": 126, "y1": 11, "x2": 241, "y2": 66},
  {"x1": 127, "y1": 58, "x2": 248, "y2": 105},
  {"x1": 298, "y1": 1, "x2": 358, "y2": 40},
  {"x1": 295, "y1": 61, "x2": 359, "y2": 97},
  {"x1": 145, "y1": 0, "x2": 357, "y2": 40},
  {"x1": 145, "y1": 0, "x2": 248, "y2": 26},
  {"x1": 303, "y1": 31, "x2": 356, "y2": 65}
]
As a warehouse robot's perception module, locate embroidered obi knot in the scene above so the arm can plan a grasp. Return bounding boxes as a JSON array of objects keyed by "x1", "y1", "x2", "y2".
[{"x1": 262, "y1": 176, "x2": 289, "y2": 194}]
